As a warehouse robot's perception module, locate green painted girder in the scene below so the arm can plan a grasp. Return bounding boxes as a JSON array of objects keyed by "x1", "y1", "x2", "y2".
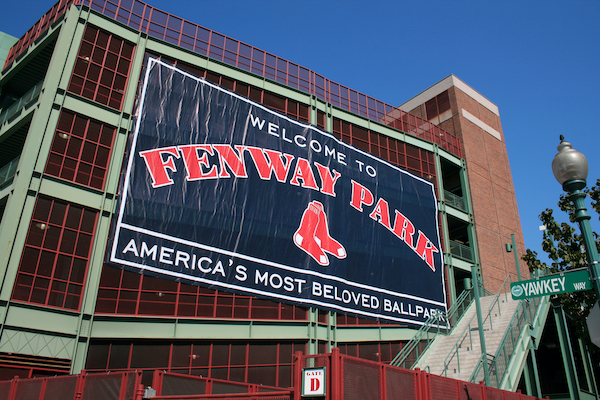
[{"x1": 499, "y1": 296, "x2": 551, "y2": 391}]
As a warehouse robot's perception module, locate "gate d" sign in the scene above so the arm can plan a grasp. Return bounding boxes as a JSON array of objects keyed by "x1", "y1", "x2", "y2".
[{"x1": 302, "y1": 367, "x2": 326, "y2": 397}]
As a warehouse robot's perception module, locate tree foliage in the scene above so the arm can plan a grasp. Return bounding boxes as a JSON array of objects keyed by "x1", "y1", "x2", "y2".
[{"x1": 522, "y1": 179, "x2": 600, "y2": 344}]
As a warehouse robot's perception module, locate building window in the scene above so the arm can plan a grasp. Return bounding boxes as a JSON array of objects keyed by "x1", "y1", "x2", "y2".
[
  {"x1": 68, "y1": 25, "x2": 134, "y2": 110},
  {"x1": 85, "y1": 340, "x2": 306, "y2": 387},
  {"x1": 148, "y1": 55, "x2": 310, "y2": 124},
  {"x1": 12, "y1": 197, "x2": 97, "y2": 311},
  {"x1": 95, "y1": 266, "x2": 308, "y2": 321},
  {"x1": 332, "y1": 117, "x2": 437, "y2": 183},
  {"x1": 45, "y1": 110, "x2": 116, "y2": 190}
]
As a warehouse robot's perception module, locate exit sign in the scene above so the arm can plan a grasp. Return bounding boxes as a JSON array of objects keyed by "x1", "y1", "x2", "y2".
[{"x1": 510, "y1": 269, "x2": 591, "y2": 300}]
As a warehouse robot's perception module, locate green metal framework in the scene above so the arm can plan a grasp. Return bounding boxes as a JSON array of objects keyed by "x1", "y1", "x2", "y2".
[{"x1": 0, "y1": 0, "x2": 482, "y2": 385}]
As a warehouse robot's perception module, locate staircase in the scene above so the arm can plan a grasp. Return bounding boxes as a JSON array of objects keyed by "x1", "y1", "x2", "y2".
[
  {"x1": 414, "y1": 294, "x2": 519, "y2": 382},
  {"x1": 391, "y1": 274, "x2": 552, "y2": 389}
]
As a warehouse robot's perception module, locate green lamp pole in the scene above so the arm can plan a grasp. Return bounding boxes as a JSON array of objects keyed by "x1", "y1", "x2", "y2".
[{"x1": 551, "y1": 136, "x2": 600, "y2": 300}]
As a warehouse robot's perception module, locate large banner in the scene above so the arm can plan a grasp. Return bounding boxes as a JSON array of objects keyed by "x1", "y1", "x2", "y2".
[{"x1": 107, "y1": 58, "x2": 447, "y2": 327}]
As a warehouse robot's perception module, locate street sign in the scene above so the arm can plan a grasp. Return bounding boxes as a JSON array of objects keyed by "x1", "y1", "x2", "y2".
[{"x1": 510, "y1": 269, "x2": 591, "y2": 300}]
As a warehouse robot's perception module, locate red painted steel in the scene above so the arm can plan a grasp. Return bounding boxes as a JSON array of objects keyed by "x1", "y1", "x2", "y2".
[
  {"x1": 4, "y1": 0, "x2": 462, "y2": 158},
  {"x1": 0, "y1": 352, "x2": 552, "y2": 400},
  {"x1": 293, "y1": 349, "x2": 550, "y2": 400}
]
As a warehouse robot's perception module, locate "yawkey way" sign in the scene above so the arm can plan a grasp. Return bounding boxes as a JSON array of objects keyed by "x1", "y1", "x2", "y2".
[{"x1": 510, "y1": 269, "x2": 591, "y2": 300}]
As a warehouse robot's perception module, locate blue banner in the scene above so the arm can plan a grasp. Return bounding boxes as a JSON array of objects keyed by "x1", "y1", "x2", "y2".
[{"x1": 107, "y1": 58, "x2": 447, "y2": 326}]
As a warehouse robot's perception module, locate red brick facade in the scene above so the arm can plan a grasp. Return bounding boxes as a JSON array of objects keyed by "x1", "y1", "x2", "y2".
[{"x1": 404, "y1": 76, "x2": 527, "y2": 293}]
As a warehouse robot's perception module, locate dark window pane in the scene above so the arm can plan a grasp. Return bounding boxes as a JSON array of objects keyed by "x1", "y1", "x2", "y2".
[
  {"x1": 65, "y1": 206, "x2": 83, "y2": 230},
  {"x1": 99, "y1": 265, "x2": 121, "y2": 288},
  {"x1": 247, "y1": 366, "x2": 276, "y2": 387},
  {"x1": 80, "y1": 209, "x2": 97, "y2": 233},
  {"x1": 65, "y1": 137, "x2": 83, "y2": 159},
  {"x1": 60, "y1": 158, "x2": 77, "y2": 180},
  {"x1": 20, "y1": 248, "x2": 40, "y2": 274},
  {"x1": 30, "y1": 277, "x2": 50, "y2": 303},
  {"x1": 26, "y1": 223, "x2": 45, "y2": 246},
  {"x1": 86, "y1": 343, "x2": 110, "y2": 370},
  {"x1": 37, "y1": 251, "x2": 56, "y2": 277},
  {"x1": 49, "y1": 202, "x2": 67, "y2": 225},
  {"x1": 191, "y1": 344, "x2": 211, "y2": 367},
  {"x1": 211, "y1": 344, "x2": 229, "y2": 367},
  {"x1": 81, "y1": 142, "x2": 97, "y2": 163},
  {"x1": 229, "y1": 344, "x2": 246, "y2": 366},
  {"x1": 130, "y1": 343, "x2": 170, "y2": 368},
  {"x1": 248, "y1": 344, "x2": 276, "y2": 365},
  {"x1": 70, "y1": 258, "x2": 87, "y2": 283},
  {"x1": 75, "y1": 234, "x2": 92, "y2": 257},
  {"x1": 54, "y1": 255, "x2": 72, "y2": 280},
  {"x1": 108, "y1": 343, "x2": 131, "y2": 369},
  {"x1": 120, "y1": 269, "x2": 141, "y2": 289},
  {"x1": 171, "y1": 344, "x2": 192, "y2": 368}
]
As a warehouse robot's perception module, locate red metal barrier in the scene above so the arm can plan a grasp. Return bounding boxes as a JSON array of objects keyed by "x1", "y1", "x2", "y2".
[
  {"x1": 0, "y1": 371, "x2": 142, "y2": 400},
  {"x1": 0, "y1": 350, "x2": 549, "y2": 400},
  {"x1": 150, "y1": 371, "x2": 291, "y2": 399},
  {"x1": 293, "y1": 348, "x2": 549, "y2": 400}
]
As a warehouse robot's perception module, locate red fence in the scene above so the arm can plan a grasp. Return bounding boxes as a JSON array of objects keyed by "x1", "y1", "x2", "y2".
[
  {"x1": 293, "y1": 348, "x2": 548, "y2": 400},
  {"x1": 0, "y1": 371, "x2": 142, "y2": 400},
  {"x1": 0, "y1": 371, "x2": 289, "y2": 400},
  {"x1": 0, "y1": 349, "x2": 548, "y2": 399},
  {"x1": 150, "y1": 371, "x2": 291, "y2": 400}
]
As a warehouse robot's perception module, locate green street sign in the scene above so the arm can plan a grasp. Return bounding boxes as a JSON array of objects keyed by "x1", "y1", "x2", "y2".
[{"x1": 510, "y1": 269, "x2": 591, "y2": 300}]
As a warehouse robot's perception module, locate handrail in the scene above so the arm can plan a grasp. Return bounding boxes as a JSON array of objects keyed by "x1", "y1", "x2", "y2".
[
  {"x1": 449, "y1": 240, "x2": 474, "y2": 262},
  {"x1": 0, "y1": 156, "x2": 20, "y2": 187},
  {"x1": 0, "y1": 79, "x2": 44, "y2": 126},
  {"x1": 444, "y1": 190, "x2": 467, "y2": 212},
  {"x1": 390, "y1": 287, "x2": 473, "y2": 369},
  {"x1": 470, "y1": 270, "x2": 550, "y2": 386},
  {"x1": 441, "y1": 275, "x2": 512, "y2": 377}
]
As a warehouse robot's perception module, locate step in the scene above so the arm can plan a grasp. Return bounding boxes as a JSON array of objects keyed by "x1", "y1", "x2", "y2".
[{"x1": 415, "y1": 294, "x2": 520, "y2": 381}]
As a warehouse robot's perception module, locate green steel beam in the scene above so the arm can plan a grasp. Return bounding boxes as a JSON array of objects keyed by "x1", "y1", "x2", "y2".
[
  {"x1": 553, "y1": 303, "x2": 581, "y2": 400},
  {"x1": 0, "y1": 2, "x2": 481, "y2": 377}
]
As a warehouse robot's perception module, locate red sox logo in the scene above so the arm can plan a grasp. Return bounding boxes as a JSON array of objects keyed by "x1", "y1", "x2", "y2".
[{"x1": 294, "y1": 201, "x2": 346, "y2": 266}]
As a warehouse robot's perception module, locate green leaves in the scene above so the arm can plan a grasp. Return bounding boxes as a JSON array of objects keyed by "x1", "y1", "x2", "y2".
[{"x1": 522, "y1": 179, "x2": 600, "y2": 346}]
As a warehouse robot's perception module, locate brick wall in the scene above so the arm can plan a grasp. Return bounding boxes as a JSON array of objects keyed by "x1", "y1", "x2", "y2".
[{"x1": 449, "y1": 86, "x2": 528, "y2": 292}]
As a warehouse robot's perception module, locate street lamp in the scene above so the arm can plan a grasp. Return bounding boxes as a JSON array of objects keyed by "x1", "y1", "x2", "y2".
[{"x1": 551, "y1": 135, "x2": 600, "y2": 300}]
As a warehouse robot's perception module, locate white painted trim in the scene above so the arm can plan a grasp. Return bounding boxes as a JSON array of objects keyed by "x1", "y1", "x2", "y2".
[
  {"x1": 399, "y1": 75, "x2": 499, "y2": 117},
  {"x1": 453, "y1": 77, "x2": 499, "y2": 116},
  {"x1": 461, "y1": 109, "x2": 502, "y2": 141},
  {"x1": 399, "y1": 76, "x2": 454, "y2": 114}
]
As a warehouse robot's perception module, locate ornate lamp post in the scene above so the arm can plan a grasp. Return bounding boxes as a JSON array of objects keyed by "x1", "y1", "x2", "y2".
[{"x1": 551, "y1": 135, "x2": 600, "y2": 299}]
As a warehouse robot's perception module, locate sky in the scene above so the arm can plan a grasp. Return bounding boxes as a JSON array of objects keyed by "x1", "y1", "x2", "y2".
[{"x1": 1, "y1": 0, "x2": 599, "y2": 269}]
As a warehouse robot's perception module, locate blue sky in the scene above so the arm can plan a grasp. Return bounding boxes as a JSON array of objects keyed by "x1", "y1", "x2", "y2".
[{"x1": 2, "y1": 0, "x2": 599, "y2": 268}]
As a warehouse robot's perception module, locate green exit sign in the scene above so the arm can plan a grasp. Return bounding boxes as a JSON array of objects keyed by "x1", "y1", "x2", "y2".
[{"x1": 510, "y1": 269, "x2": 591, "y2": 300}]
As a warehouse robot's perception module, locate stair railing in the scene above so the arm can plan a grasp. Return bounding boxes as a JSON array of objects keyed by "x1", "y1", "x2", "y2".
[
  {"x1": 389, "y1": 287, "x2": 473, "y2": 369},
  {"x1": 440, "y1": 275, "x2": 512, "y2": 377},
  {"x1": 470, "y1": 269, "x2": 549, "y2": 387}
]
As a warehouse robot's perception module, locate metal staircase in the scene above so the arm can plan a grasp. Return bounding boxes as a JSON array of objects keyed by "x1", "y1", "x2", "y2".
[
  {"x1": 472, "y1": 295, "x2": 550, "y2": 390},
  {"x1": 391, "y1": 275, "x2": 551, "y2": 390},
  {"x1": 389, "y1": 286, "x2": 474, "y2": 369}
]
